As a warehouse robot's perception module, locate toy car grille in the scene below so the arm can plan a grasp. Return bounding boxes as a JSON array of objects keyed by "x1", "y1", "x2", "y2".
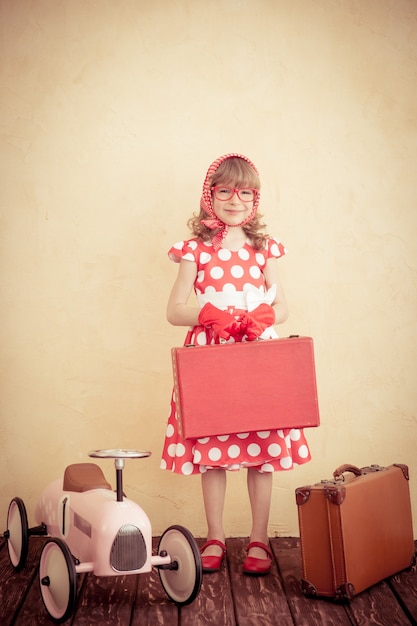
[{"x1": 110, "y1": 524, "x2": 147, "y2": 571}]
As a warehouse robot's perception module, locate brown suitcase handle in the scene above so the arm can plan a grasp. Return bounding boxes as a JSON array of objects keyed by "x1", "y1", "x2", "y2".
[{"x1": 333, "y1": 464, "x2": 362, "y2": 479}]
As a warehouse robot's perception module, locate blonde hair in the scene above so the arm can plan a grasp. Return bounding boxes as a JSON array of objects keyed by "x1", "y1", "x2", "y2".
[{"x1": 189, "y1": 157, "x2": 269, "y2": 250}]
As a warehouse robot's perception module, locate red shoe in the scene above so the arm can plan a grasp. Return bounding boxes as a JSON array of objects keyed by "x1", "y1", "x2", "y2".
[
  {"x1": 200, "y1": 539, "x2": 226, "y2": 573},
  {"x1": 242, "y1": 541, "x2": 272, "y2": 576}
]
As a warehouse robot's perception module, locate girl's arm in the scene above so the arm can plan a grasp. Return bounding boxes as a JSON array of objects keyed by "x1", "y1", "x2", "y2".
[
  {"x1": 166, "y1": 259, "x2": 200, "y2": 326},
  {"x1": 263, "y1": 258, "x2": 289, "y2": 325}
]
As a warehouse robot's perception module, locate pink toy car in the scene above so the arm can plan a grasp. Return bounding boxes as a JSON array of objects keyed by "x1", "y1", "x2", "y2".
[{"x1": 4, "y1": 449, "x2": 202, "y2": 622}]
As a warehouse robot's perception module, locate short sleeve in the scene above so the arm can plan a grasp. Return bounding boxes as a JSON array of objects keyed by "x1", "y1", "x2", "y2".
[
  {"x1": 168, "y1": 239, "x2": 199, "y2": 263},
  {"x1": 266, "y1": 237, "x2": 287, "y2": 259}
]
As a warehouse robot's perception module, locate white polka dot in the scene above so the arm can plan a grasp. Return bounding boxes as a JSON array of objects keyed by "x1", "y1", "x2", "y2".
[
  {"x1": 218, "y1": 248, "x2": 232, "y2": 261},
  {"x1": 181, "y1": 462, "x2": 194, "y2": 475},
  {"x1": 193, "y1": 449, "x2": 202, "y2": 463},
  {"x1": 196, "y1": 331, "x2": 207, "y2": 345},
  {"x1": 237, "y1": 432, "x2": 250, "y2": 439},
  {"x1": 260, "y1": 463, "x2": 274, "y2": 472},
  {"x1": 223, "y1": 283, "x2": 237, "y2": 293},
  {"x1": 298, "y1": 444, "x2": 309, "y2": 459},
  {"x1": 270, "y1": 242, "x2": 280, "y2": 257},
  {"x1": 256, "y1": 431, "x2": 271, "y2": 439},
  {"x1": 160, "y1": 459, "x2": 167, "y2": 469},
  {"x1": 255, "y1": 252, "x2": 266, "y2": 266},
  {"x1": 208, "y1": 447, "x2": 222, "y2": 461},
  {"x1": 228, "y1": 445, "x2": 241, "y2": 458},
  {"x1": 210, "y1": 266, "x2": 224, "y2": 280},
  {"x1": 277, "y1": 429, "x2": 284, "y2": 437},
  {"x1": 200, "y1": 252, "x2": 212, "y2": 264},
  {"x1": 175, "y1": 443, "x2": 186, "y2": 457},
  {"x1": 280, "y1": 456, "x2": 293, "y2": 469},
  {"x1": 247, "y1": 443, "x2": 261, "y2": 457},
  {"x1": 268, "y1": 443, "x2": 282, "y2": 457},
  {"x1": 183, "y1": 252, "x2": 195, "y2": 262},
  {"x1": 188, "y1": 240, "x2": 198, "y2": 250},
  {"x1": 196, "y1": 270, "x2": 205, "y2": 283},
  {"x1": 217, "y1": 435, "x2": 229, "y2": 442},
  {"x1": 249, "y1": 265, "x2": 261, "y2": 279},
  {"x1": 231, "y1": 265, "x2": 244, "y2": 278},
  {"x1": 166, "y1": 424, "x2": 174, "y2": 437},
  {"x1": 290, "y1": 429, "x2": 301, "y2": 441},
  {"x1": 167, "y1": 444, "x2": 176, "y2": 458},
  {"x1": 197, "y1": 437, "x2": 210, "y2": 444},
  {"x1": 204, "y1": 285, "x2": 216, "y2": 295},
  {"x1": 238, "y1": 248, "x2": 250, "y2": 261}
]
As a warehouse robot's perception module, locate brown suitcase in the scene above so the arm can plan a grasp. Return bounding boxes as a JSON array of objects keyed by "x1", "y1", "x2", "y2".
[
  {"x1": 171, "y1": 336, "x2": 320, "y2": 439},
  {"x1": 295, "y1": 463, "x2": 415, "y2": 600}
]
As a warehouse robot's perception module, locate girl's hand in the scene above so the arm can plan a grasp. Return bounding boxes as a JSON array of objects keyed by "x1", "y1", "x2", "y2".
[
  {"x1": 243, "y1": 304, "x2": 276, "y2": 341},
  {"x1": 198, "y1": 303, "x2": 241, "y2": 341}
]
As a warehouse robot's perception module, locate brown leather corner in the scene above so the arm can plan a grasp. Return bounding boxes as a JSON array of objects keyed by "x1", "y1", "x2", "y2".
[
  {"x1": 324, "y1": 486, "x2": 346, "y2": 505},
  {"x1": 394, "y1": 463, "x2": 410, "y2": 480},
  {"x1": 295, "y1": 488, "x2": 311, "y2": 506},
  {"x1": 301, "y1": 578, "x2": 318, "y2": 597}
]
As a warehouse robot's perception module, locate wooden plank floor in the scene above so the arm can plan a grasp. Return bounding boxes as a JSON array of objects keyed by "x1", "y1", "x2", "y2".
[{"x1": 1, "y1": 536, "x2": 416, "y2": 625}]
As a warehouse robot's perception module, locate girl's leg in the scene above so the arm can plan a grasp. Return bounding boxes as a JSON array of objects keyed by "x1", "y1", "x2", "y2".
[
  {"x1": 246, "y1": 468, "x2": 273, "y2": 559},
  {"x1": 201, "y1": 469, "x2": 227, "y2": 556}
]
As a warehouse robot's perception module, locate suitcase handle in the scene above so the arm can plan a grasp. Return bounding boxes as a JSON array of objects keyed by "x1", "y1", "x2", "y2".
[{"x1": 333, "y1": 464, "x2": 362, "y2": 479}]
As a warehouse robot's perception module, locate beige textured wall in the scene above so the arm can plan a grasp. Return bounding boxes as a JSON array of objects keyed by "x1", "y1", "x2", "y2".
[{"x1": 1, "y1": 0, "x2": 416, "y2": 538}]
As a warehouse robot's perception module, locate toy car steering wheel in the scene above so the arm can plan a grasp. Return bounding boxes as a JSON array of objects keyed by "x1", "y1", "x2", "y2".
[
  {"x1": 89, "y1": 448, "x2": 151, "y2": 459},
  {"x1": 89, "y1": 449, "x2": 151, "y2": 502}
]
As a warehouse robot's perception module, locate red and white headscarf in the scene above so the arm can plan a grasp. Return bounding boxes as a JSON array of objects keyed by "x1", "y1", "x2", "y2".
[{"x1": 200, "y1": 153, "x2": 261, "y2": 250}]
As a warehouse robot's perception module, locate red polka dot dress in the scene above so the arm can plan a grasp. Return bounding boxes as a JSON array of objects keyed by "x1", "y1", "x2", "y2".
[{"x1": 160, "y1": 237, "x2": 312, "y2": 476}]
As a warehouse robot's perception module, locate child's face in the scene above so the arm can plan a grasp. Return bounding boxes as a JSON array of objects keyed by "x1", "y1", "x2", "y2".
[{"x1": 211, "y1": 184, "x2": 255, "y2": 227}]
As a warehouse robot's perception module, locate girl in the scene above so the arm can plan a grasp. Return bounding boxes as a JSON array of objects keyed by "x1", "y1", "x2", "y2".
[{"x1": 161, "y1": 153, "x2": 311, "y2": 575}]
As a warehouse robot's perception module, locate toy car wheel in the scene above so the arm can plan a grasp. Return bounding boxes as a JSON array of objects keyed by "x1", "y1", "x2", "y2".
[
  {"x1": 5, "y1": 497, "x2": 29, "y2": 571},
  {"x1": 39, "y1": 538, "x2": 77, "y2": 623},
  {"x1": 157, "y1": 524, "x2": 202, "y2": 606}
]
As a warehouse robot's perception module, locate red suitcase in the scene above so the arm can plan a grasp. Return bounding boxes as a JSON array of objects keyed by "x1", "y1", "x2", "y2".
[
  {"x1": 171, "y1": 336, "x2": 320, "y2": 439},
  {"x1": 296, "y1": 463, "x2": 415, "y2": 600}
]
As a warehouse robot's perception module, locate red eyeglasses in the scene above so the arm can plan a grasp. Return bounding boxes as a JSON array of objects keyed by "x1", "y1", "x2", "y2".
[{"x1": 211, "y1": 186, "x2": 258, "y2": 202}]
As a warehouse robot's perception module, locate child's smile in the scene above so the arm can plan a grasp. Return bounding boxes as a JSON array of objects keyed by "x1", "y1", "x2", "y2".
[{"x1": 212, "y1": 191, "x2": 254, "y2": 227}]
